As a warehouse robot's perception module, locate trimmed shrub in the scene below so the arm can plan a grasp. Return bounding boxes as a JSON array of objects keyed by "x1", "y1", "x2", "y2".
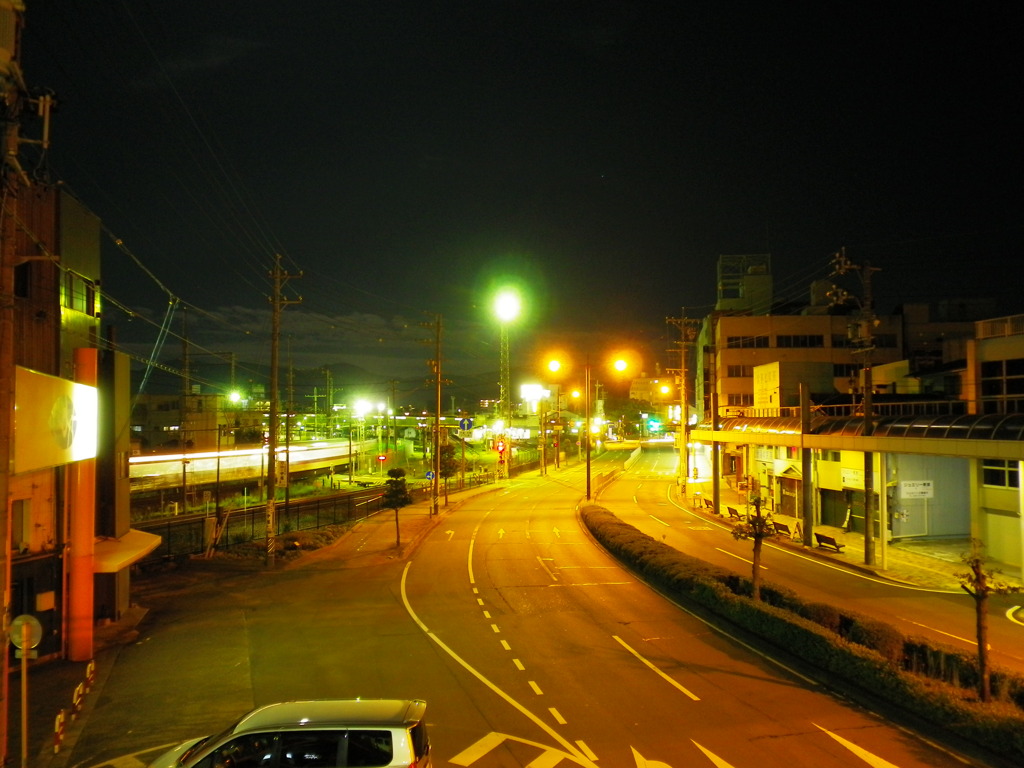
[{"x1": 579, "y1": 503, "x2": 1024, "y2": 765}]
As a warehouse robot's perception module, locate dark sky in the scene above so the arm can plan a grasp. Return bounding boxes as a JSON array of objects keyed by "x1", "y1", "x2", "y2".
[{"x1": 18, "y1": 2, "x2": 1024, "y2": 398}]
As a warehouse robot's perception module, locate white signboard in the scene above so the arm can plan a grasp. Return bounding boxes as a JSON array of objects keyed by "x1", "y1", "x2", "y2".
[{"x1": 900, "y1": 480, "x2": 934, "y2": 499}]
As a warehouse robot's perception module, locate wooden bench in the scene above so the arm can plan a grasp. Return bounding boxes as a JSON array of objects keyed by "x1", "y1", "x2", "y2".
[
  {"x1": 702, "y1": 497, "x2": 717, "y2": 514},
  {"x1": 814, "y1": 532, "x2": 845, "y2": 552},
  {"x1": 772, "y1": 521, "x2": 792, "y2": 537},
  {"x1": 727, "y1": 506, "x2": 744, "y2": 521}
]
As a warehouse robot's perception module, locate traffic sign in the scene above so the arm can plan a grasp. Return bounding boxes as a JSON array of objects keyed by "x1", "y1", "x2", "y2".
[
  {"x1": 426, "y1": 471, "x2": 435, "y2": 480},
  {"x1": 377, "y1": 454, "x2": 387, "y2": 462},
  {"x1": 10, "y1": 614, "x2": 42, "y2": 650},
  {"x1": 460, "y1": 418, "x2": 473, "y2": 430}
]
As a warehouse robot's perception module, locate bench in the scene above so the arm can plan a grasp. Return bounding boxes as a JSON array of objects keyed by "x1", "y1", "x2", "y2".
[
  {"x1": 727, "y1": 506, "x2": 744, "y2": 521},
  {"x1": 814, "y1": 532, "x2": 845, "y2": 552},
  {"x1": 702, "y1": 497, "x2": 717, "y2": 514},
  {"x1": 772, "y1": 521, "x2": 792, "y2": 537}
]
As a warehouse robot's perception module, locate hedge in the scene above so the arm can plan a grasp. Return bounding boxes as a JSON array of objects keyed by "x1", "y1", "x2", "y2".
[{"x1": 581, "y1": 504, "x2": 1024, "y2": 765}]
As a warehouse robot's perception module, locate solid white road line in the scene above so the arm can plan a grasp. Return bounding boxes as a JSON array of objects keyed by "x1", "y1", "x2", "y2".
[{"x1": 612, "y1": 635, "x2": 700, "y2": 701}]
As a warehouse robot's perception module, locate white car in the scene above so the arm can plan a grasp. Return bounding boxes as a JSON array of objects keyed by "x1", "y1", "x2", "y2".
[{"x1": 148, "y1": 699, "x2": 430, "y2": 768}]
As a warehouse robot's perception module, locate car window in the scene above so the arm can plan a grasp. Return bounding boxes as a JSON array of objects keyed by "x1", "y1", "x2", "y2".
[
  {"x1": 279, "y1": 731, "x2": 344, "y2": 768},
  {"x1": 344, "y1": 730, "x2": 393, "y2": 767},
  {"x1": 194, "y1": 734, "x2": 277, "y2": 768}
]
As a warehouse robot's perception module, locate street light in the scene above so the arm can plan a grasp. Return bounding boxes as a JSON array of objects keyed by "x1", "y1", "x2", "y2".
[
  {"x1": 494, "y1": 288, "x2": 521, "y2": 478},
  {"x1": 547, "y1": 355, "x2": 630, "y2": 501}
]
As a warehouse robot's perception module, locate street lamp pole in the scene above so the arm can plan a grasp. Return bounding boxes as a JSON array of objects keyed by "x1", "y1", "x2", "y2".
[{"x1": 585, "y1": 362, "x2": 592, "y2": 501}]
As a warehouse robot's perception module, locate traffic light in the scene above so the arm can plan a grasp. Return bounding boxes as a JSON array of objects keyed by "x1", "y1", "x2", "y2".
[{"x1": 496, "y1": 440, "x2": 505, "y2": 454}]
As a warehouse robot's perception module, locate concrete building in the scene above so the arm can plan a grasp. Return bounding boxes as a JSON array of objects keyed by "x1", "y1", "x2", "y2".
[{"x1": 688, "y1": 311, "x2": 1024, "y2": 576}]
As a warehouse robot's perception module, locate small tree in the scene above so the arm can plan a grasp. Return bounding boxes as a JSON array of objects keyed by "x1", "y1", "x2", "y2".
[
  {"x1": 382, "y1": 467, "x2": 413, "y2": 547},
  {"x1": 956, "y1": 538, "x2": 1021, "y2": 702},
  {"x1": 439, "y1": 443, "x2": 458, "y2": 505},
  {"x1": 730, "y1": 496, "x2": 774, "y2": 601}
]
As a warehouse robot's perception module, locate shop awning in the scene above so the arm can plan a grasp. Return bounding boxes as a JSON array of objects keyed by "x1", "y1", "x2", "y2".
[{"x1": 93, "y1": 529, "x2": 162, "y2": 573}]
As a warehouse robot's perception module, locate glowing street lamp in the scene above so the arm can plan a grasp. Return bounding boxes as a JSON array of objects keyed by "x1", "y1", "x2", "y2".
[
  {"x1": 494, "y1": 288, "x2": 521, "y2": 478},
  {"x1": 546, "y1": 354, "x2": 630, "y2": 500}
]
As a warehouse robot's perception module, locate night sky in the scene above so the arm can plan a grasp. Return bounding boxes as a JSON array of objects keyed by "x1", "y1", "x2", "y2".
[{"x1": 18, "y1": 2, "x2": 1024, "y2": 400}]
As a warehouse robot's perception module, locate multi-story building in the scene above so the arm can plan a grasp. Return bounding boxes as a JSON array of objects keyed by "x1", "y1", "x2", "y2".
[{"x1": 688, "y1": 311, "x2": 1024, "y2": 575}]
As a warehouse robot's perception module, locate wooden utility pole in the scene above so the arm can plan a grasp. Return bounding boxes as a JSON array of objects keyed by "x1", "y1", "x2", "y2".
[
  {"x1": 266, "y1": 255, "x2": 301, "y2": 566},
  {"x1": 424, "y1": 315, "x2": 444, "y2": 515},
  {"x1": 667, "y1": 312, "x2": 699, "y2": 493},
  {"x1": 1, "y1": 7, "x2": 28, "y2": 760},
  {"x1": 831, "y1": 248, "x2": 881, "y2": 565}
]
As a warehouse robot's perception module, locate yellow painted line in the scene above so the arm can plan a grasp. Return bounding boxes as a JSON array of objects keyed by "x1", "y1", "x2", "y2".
[
  {"x1": 715, "y1": 547, "x2": 767, "y2": 569},
  {"x1": 400, "y1": 563, "x2": 597, "y2": 767},
  {"x1": 690, "y1": 741, "x2": 737, "y2": 768},
  {"x1": 613, "y1": 635, "x2": 700, "y2": 701},
  {"x1": 813, "y1": 724, "x2": 901, "y2": 767},
  {"x1": 576, "y1": 741, "x2": 598, "y2": 761},
  {"x1": 907, "y1": 620, "x2": 975, "y2": 646},
  {"x1": 1007, "y1": 605, "x2": 1023, "y2": 627}
]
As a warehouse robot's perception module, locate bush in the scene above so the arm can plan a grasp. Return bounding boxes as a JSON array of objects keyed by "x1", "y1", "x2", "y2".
[{"x1": 579, "y1": 503, "x2": 1024, "y2": 765}]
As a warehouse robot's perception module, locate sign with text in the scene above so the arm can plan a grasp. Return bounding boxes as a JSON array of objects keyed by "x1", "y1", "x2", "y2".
[{"x1": 900, "y1": 480, "x2": 934, "y2": 499}]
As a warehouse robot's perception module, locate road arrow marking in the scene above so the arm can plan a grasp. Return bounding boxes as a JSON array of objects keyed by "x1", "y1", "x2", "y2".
[
  {"x1": 498, "y1": 528, "x2": 506, "y2": 539},
  {"x1": 450, "y1": 732, "x2": 598, "y2": 767},
  {"x1": 1008, "y1": 605, "x2": 1023, "y2": 626},
  {"x1": 690, "y1": 741, "x2": 735, "y2": 767},
  {"x1": 446, "y1": 529, "x2": 454, "y2": 541},
  {"x1": 632, "y1": 746, "x2": 676, "y2": 767},
  {"x1": 813, "y1": 724, "x2": 901, "y2": 767}
]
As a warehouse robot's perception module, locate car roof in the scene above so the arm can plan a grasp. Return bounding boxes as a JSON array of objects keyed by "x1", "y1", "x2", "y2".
[{"x1": 233, "y1": 699, "x2": 427, "y2": 733}]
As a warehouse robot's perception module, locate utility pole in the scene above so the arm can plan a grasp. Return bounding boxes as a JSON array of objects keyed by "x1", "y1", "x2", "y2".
[
  {"x1": 2, "y1": 7, "x2": 29, "y2": 761},
  {"x1": 388, "y1": 379, "x2": 399, "y2": 452},
  {"x1": 667, "y1": 312, "x2": 699, "y2": 495},
  {"x1": 831, "y1": 247, "x2": 881, "y2": 565},
  {"x1": 422, "y1": 315, "x2": 445, "y2": 514},
  {"x1": 266, "y1": 255, "x2": 301, "y2": 566}
]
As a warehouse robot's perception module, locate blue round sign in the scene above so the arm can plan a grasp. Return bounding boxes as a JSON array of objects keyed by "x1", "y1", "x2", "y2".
[{"x1": 426, "y1": 471, "x2": 435, "y2": 479}]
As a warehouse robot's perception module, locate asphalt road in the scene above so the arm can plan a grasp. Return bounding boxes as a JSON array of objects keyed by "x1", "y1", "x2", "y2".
[
  {"x1": 58, "y1": 449, "x2": 998, "y2": 768},
  {"x1": 603, "y1": 445, "x2": 1024, "y2": 674}
]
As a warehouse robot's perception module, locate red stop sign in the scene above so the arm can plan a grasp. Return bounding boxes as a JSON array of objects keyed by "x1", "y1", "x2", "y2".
[{"x1": 377, "y1": 454, "x2": 387, "y2": 462}]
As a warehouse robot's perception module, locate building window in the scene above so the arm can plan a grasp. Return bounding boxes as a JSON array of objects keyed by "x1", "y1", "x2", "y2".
[
  {"x1": 831, "y1": 334, "x2": 851, "y2": 348},
  {"x1": 980, "y1": 358, "x2": 1024, "y2": 414},
  {"x1": 727, "y1": 393, "x2": 754, "y2": 406},
  {"x1": 874, "y1": 333, "x2": 898, "y2": 348},
  {"x1": 776, "y1": 334, "x2": 824, "y2": 348},
  {"x1": 726, "y1": 365, "x2": 753, "y2": 378},
  {"x1": 726, "y1": 335, "x2": 768, "y2": 349},
  {"x1": 816, "y1": 450, "x2": 840, "y2": 462},
  {"x1": 11, "y1": 499, "x2": 31, "y2": 553},
  {"x1": 982, "y1": 459, "x2": 1019, "y2": 488}
]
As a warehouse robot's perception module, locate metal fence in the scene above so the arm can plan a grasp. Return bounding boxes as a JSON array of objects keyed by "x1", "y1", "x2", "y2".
[{"x1": 135, "y1": 472, "x2": 496, "y2": 563}]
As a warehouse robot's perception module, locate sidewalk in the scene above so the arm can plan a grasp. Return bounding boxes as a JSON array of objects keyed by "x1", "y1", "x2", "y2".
[
  {"x1": 20, "y1": 481, "x2": 499, "y2": 768},
  {"x1": 684, "y1": 481, "x2": 1022, "y2": 591}
]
